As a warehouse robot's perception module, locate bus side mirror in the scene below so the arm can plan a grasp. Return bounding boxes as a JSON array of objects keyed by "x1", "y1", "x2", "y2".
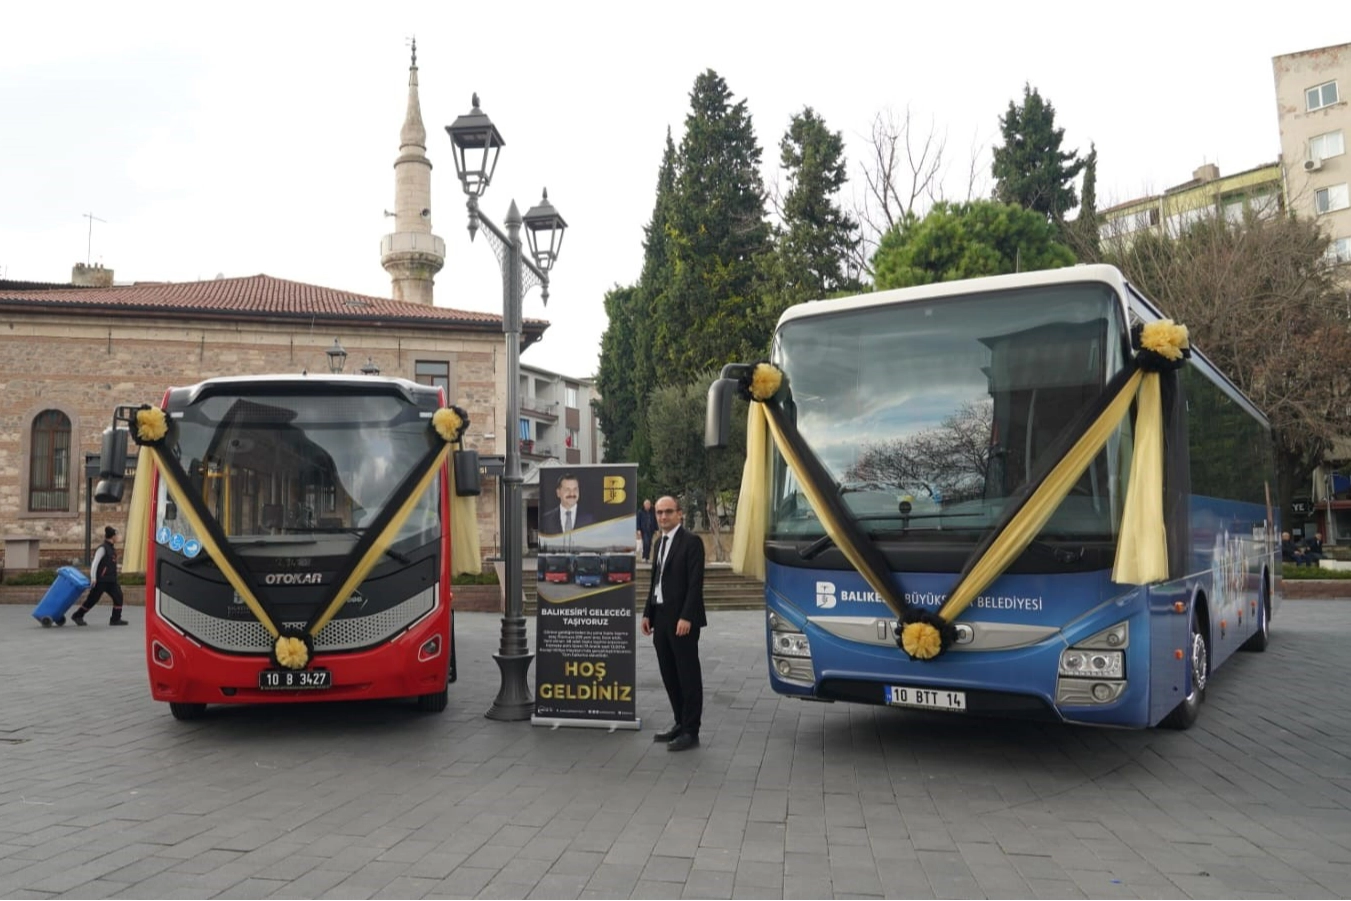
[
  {"x1": 453, "y1": 449, "x2": 481, "y2": 496},
  {"x1": 705, "y1": 378, "x2": 738, "y2": 449},
  {"x1": 93, "y1": 426, "x2": 129, "y2": 504}
]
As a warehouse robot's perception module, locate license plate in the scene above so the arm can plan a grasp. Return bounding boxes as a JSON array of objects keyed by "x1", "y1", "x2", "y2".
[
  {"x1": 258, "y1": 669, "x2": 332, "y2": 690},
  {"x1": 886, "y1": 685, "x2": 966, "y2": 711}
]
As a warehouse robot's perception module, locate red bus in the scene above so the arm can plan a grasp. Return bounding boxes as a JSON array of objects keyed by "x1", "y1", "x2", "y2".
[
  {"x1": 96, "y1": 375, "x2": 472, "y2": 720},
  {"x1": 538, "y1": 554, "x2": 572, "y2": 583},
  {"x1": 604, "y1": 554, "x2": 635, "y2": 584}
]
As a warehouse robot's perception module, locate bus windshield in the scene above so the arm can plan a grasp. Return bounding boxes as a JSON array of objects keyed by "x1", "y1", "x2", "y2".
[
  {"x1": 771, "y1": 283, "x2": 1130, "y2": 541},
  {"x1": 168, "y1": 391, "x2": 440, "y2": 553}
]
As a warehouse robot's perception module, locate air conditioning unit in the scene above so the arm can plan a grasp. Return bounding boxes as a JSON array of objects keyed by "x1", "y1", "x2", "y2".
[{"x1": 1305, "y1": 158, "x2": 1323, "y2": 172}]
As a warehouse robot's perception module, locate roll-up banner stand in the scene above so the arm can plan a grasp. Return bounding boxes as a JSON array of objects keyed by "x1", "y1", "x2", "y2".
[{"x1": 532, "y1": 464, "x2": 641, "y2": 731}]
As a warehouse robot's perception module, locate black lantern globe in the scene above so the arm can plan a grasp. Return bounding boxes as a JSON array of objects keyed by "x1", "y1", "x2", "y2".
[
  {"x1": 523, "y1": 188, "x2": 567, "y2": 273},
  {"x1": 326, "y1": 339, "x2": 348, "y2": 374},
  {"x1": 359, "y1": 356, "x2": 380, "y2": 376},
  {"x1": 445, "y1": 94, "x2": 504, "y2": 198}
]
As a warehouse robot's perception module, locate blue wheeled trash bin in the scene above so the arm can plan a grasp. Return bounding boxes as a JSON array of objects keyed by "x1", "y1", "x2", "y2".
[{"x1": 33, "y1": 566, "x2": 91, "y2": 628}]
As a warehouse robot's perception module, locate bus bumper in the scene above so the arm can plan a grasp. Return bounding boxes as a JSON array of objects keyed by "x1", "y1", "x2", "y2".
[
  {"x1": 145, "y1": 612, "x2": 450, "y2": 706},
  {"x1": 767, "y1": 600, "x2": 1153, "y2": 728}
]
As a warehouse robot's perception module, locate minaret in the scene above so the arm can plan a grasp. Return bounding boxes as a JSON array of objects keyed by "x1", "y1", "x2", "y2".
[{"x1": 381, "y1": 39, "x2": 444, "y2": 305}]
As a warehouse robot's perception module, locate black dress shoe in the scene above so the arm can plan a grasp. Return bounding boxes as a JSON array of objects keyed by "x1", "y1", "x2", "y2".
[
  {"x1": 653, "y1": 725, "x2": 682, "y2": 743},
  {"x1": 667, "y1": 733, "x2": 699, "y2": 752}
]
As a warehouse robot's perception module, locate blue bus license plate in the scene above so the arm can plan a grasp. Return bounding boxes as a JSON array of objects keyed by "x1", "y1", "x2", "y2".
[
  {"x1": 258, "y1": 669, "x2": 331, "y2": 690},
  {"x1": 886, "y1": 685, "x2": 965, "y2": 711}
]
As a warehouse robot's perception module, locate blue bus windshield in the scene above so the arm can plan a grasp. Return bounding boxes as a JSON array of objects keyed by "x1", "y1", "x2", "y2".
[{"x1": 772, "y1": 283, "x2": 1130, "y2": 541}]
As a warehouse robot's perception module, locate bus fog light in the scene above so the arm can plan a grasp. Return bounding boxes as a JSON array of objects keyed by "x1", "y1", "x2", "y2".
[
  {"x1": 775, "y1": 658, "x2": 793, "y2": 676},
  {"x1": 1091, "y1": 683, "x2": 1114, "y2": 701},
  {"x1": 419, "y1": 635, "x2": 442, "y2": 662},
  {"x1": 773, "y1": 633, "x2": 811, "y2": 657},
  {"x1": 152, "y1": 641, "x2": 174, "y2": 668},
  {"x1": 1059, "y1": 649, "x2": 1122, "y2": 678}
]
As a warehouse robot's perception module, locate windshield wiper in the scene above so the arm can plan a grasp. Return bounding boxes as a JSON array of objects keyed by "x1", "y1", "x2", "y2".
[{"x1": 799, "y1": 533, "x2": 836, "y2": 560}]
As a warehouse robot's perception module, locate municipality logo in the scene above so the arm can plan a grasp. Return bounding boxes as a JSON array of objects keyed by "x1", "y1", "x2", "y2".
[
  {"x1": 815, "y1": 581, "x2": 837, "y2": 609},
  {"x1": 603, "y1": 475, "x2": 627, "y2": 504}
]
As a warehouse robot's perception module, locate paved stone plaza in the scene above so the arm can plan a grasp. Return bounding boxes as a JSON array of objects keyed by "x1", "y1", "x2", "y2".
[{"x1": 1, "y1": 600, "x2": 1349, "y2": 899}]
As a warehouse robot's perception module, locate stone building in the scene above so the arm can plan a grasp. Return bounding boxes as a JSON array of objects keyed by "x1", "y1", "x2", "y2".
[{"x1": 0, "y1": 270, "x2": 544, "y2": 569}]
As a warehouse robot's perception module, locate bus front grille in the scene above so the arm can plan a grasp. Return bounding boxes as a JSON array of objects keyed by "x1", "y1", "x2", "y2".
[{"x1": 157, "y1": 587, "x2": 437, "y2": 654}]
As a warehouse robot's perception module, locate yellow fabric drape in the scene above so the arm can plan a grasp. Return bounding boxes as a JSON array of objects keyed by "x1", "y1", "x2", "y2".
[
  {"x1": 449, "y1": 462, "x2": 482, "y2": 577},
  {"x1": 146, "y1": 446, "x2": 281, "y2": 637},
  {"x1": 936, "y1": 370, "x2": 1145, "y2": 623},
  {"x1": 730, "y1": 403, "x2": 770, "y2": 581},
  {"x1": 121, "y1": 446, "x2": 154, "y2": 574},
  {"x1": 1113, "y1": 372, "x2": 1167, "y2": 584}
]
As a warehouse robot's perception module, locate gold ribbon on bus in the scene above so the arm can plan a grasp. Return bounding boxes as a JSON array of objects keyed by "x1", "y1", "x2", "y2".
[
  {"x1": 126, "y1": 404, "x2": 478, "y2": 669},
  {"x1": 730, "y1": 319, "x2": 1190, "y2": 660}
]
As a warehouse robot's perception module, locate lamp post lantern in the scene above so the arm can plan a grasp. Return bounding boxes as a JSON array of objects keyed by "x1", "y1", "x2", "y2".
[
  {"x1": 326, "y1": 339, "x2": 348, "y2": 374},
  {"x1": 447, "y1": 94, "x2": 567, "y2": 721}
]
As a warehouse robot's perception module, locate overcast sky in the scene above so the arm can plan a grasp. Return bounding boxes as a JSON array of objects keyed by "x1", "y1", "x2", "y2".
[{"x1": 0, "y1": 3, "x2": 1341, "y2": 378}]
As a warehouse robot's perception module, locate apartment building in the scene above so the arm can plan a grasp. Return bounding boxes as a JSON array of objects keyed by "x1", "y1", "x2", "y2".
[
  {"x1": 1273, "y1": 41, "x2": 1351, "y2": 269},
  {"x1": 1099, "y1": 162, "x2": 1282, "y2": 245}
]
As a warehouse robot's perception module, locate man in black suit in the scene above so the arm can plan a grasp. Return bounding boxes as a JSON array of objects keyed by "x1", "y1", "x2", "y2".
[
  {"x1": 539, "y1": 472, "x2": 596, "y2": 535},
  {"x1": 641, "y1": 495, "x2": 706, "y2": 751}
]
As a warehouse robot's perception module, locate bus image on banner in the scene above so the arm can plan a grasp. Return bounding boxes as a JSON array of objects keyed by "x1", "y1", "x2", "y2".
[
  {"x1": 605, "y1": 554, "x2": 636, "y2": 584},
  {"x1": 95, "y1": 375, "x2": 478, "y2": 721},
  {"x1": 538, "y1": 554, "x2": 573, "y2": 583},
  {"x1": 707, "y1": 264, "x2": 1278, "y2": 730},
  {"x1": 574, "y1": 553, "x2": 605, "y2": 587}
]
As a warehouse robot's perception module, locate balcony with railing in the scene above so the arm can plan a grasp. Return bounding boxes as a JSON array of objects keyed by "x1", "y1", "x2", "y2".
[
  {"x1": 520, "y1": 396, "x2": 559, "y2": 420},
  {"x1": 520, "y1": 440, "x2": 559, "y2": 460}
]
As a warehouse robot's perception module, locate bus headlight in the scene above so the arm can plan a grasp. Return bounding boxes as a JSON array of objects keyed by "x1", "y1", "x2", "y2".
[
  {"x1": 772, "y1": 632, "x2": 811, "y2": 658},
  {"x1": 1056, "y1": 622, "x2": 1128, "y2": 706},
  {"x1": 1059, "y1": 649, "x2": 1123, "y2": 678},
  {"x1": 768, "y1": 610, "x2": 814, "y2": 684}
]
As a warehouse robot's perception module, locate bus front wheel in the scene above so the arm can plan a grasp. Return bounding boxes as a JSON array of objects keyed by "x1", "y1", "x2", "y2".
[
  {"x1": 416, "y1": 685, "x2": 448, "y2": 713},
  {"x1": 1162, "y1": 612, "x2": 1209, "y2": 730},
  {"x1": 169, "y1": 702, "x2": 207, "y2": 721}
]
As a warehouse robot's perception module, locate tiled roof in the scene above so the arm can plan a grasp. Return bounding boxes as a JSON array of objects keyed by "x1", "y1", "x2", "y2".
[{"x1": 0, "y1": 274, "x2": 547, "y2": 332}]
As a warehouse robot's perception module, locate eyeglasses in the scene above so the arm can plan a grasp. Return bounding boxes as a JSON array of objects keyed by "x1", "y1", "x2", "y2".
[{"x1": 655, "y1": 508, "x2": 678, "y2": 516}]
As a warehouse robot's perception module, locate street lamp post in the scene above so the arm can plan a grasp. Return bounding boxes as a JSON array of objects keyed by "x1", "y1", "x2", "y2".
[{"x1": 447, "y1": 94, "x2": 567, "y2": 721}]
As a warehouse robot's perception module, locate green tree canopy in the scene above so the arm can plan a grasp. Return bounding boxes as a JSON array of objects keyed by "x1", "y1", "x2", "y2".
[
  {"x1": 871, "y1": 200, "x2": 1076, "y2": 290},
  {"x1": 765, "y1": 106, "x2": 861, "y2": 317},
  {"x1": 991, "y1": 84, "x2": 1086, "y2": 225},
  {"x1": 594, "y1": 283, "x2": 641, "y2": 463},
  {"x1": 653, "y1": 69, "x2": 773, "y2": 384},
  {"x1": 646, "y1": 370, "x2": 748, "y2": 560}
]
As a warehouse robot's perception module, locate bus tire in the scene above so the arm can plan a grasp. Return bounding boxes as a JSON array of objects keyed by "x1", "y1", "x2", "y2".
[
  {"x1": 169, "y1": 702, "x2": 207, "y2": 721},
  {"x1": 1161, "y1": 608, "x2": 1209, "y2": 730},
  {"x1": 1240, "y1": 583, "x2": 1271, "y2": 652},
  {"x1": 416, "y1": 685, "x2": 448, "y2": 713}
]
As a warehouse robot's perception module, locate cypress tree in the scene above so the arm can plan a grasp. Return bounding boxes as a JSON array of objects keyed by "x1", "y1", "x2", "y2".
[
  {"x1": 654, "y1": 69, "x2": 772, "y2": 383},
  {"x1": 768, "y1": 106, "x2": 861, "y2": 316},
  {"x1": 991, "y1": 84, "x2": 1086, "y2": 227}
]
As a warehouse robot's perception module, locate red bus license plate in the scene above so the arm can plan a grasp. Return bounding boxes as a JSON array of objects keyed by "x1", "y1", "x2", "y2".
[{"x1": 258, "y1": 669, "x2": 332, "y2": 690}]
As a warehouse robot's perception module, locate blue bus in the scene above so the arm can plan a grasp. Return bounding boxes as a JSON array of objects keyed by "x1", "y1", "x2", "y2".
[{"x1": 707, "y1": 265, "x2": 1278, "y2": 729}]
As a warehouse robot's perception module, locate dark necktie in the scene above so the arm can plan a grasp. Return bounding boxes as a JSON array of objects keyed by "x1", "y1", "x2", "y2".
[
  {"x1": 565, "y1": 509, "x2": 573, "y2": 532},
  {"x1": 654, "y1": 534, "x2": 668, "y2": 595}
]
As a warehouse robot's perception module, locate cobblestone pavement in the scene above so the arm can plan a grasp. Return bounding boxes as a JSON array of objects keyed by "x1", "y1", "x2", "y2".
[{"x1": 1, "y1": 601, "x2": 1349, "y2": 900}]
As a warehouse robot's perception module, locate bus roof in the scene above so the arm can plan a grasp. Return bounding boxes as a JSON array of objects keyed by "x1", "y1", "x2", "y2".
[
  {"x1": 169, "y1": 373, "x2": 439, "y2": 405},
  {"x1": 777, "y1": 264, "x2": 1132, "y2": 328}
]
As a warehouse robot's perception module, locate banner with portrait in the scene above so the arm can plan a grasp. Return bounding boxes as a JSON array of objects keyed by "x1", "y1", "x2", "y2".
[{"x1": 532, "y1": 464, "x2": 640, "y2": 730}]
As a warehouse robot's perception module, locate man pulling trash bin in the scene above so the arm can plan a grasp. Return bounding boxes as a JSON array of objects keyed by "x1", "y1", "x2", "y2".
[{"x1": 72, "y1": 526, "x2": 128, "y2": 626}]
